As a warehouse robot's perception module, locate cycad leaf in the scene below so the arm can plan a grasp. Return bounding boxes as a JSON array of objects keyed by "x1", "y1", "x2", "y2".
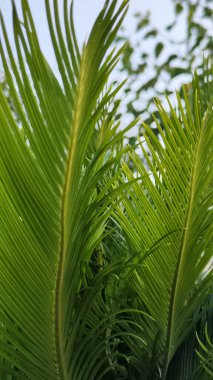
[
  {"x1": 0, "y1": 1, "x2": 130, "y2": 378},
  {"x1": 115, "y1": 80, "x2": 213, "y2": 377}
]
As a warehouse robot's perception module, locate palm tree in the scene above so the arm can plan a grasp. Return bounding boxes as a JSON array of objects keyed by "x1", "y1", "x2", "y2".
[{"x1": 0, "y1": 1, "x2": 212, "y2": 379}]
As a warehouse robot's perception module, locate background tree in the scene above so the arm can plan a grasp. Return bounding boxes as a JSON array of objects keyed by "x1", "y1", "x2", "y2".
[{"x1": 115, "y1": 0, "x2": 213, "y2": 139}]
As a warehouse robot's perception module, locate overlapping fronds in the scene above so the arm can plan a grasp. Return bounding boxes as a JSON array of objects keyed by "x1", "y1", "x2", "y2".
[{"x1": 0, "y1": 1, "x2": 212, "y2": 379}]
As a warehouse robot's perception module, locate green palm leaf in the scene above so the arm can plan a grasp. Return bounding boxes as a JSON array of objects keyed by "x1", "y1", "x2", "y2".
[
  {"x1": 0, "y1": 1, "x2": 131, "y2": 378},
  {"x1": 115, "y1": 81, "x2": 213, "y2": 378}
]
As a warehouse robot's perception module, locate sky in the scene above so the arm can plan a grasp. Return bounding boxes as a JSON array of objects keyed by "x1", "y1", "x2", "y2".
[{"x1": 0, "y1": 0, "x2": 176, "y2": 75}]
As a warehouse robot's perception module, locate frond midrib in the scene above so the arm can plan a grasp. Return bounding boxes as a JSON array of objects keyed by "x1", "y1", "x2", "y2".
[{"x1": 54, "y1": 58, "x2": 85, "y2": 379}]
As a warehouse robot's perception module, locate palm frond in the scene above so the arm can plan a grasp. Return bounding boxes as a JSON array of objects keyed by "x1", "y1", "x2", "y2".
[
  {"x1": 115, "y1": 76, "x2": 213, "y2": 378},
  {"x1": 0, "y1": 1, "x2": 131, "y2": 378}
]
